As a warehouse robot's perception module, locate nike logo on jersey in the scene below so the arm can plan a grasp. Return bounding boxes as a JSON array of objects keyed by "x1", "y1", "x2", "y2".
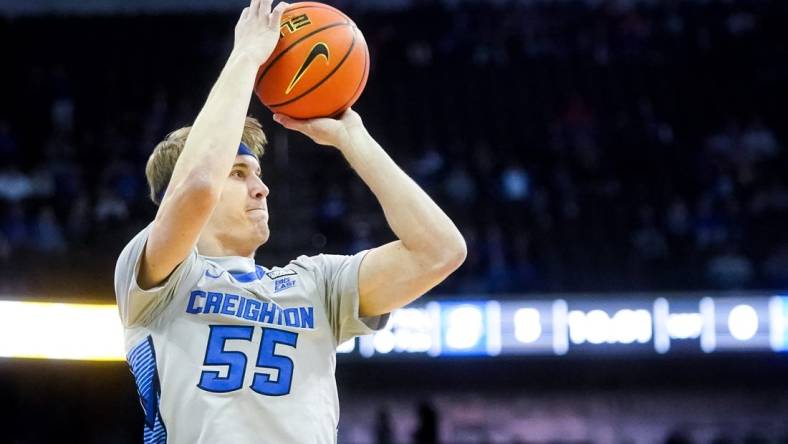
[
  {"x1": 205, "y1": 268, "x2": 224, "y2": 279},
  {"x1": 285, "y1": 42, "x2": 330, "y2": 95}
]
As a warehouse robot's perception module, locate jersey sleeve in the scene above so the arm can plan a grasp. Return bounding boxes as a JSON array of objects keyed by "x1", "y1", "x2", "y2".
[
  {"x1": 305, "y1": 250, "x2": 390, "y2": 345},
  {"x1": 114, "y1": 224, "x2": 203, "y2": 328}
]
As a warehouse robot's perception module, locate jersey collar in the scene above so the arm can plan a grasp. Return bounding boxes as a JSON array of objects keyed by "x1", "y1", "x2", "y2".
[{"x1": 202, "y1": 255, "x2": 268, "y2": 283}]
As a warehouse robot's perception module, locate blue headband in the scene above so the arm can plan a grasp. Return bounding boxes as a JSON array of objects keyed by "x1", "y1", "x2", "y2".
[
  {"x1": 155, "y1": 142, "x2": 256, "y2": 204},
  {"x1": 237, "y1": 142, "x2": 255, "y2": 158}
]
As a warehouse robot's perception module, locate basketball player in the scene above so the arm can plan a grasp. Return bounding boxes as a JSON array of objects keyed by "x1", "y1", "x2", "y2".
[{"x1": 113, "y1": 0, "x2": 466, "y2": 443}]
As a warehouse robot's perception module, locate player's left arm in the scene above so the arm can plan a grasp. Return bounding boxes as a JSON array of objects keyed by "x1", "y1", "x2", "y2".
[{"x1": 274, "y1": 110, "x2": 466, "y2": 317}]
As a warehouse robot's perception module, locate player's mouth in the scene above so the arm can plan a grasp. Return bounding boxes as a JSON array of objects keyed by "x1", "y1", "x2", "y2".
[{"x1": 246, "y1": 208, "x2": 268, "y2": 220}]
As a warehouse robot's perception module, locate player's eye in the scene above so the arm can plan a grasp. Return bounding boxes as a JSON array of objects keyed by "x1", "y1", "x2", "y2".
[{"x1": 231, "y1": 170, "x2": 245, "y2": 178}]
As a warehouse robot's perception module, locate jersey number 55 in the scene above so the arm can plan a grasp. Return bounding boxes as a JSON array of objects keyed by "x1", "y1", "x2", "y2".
[{"x1": 197, "y1": 325, "x2": 298, "y2": 396}]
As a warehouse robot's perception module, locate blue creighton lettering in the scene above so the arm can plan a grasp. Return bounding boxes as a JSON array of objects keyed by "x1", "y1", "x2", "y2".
[
  {"x1": 186, "y1": 291, "x2": 206, "y2": 314},
  {"x1": 299, "y1": 306, "x2": 314, "y2": 329},
  {"x1": 221, "y1": 294, "x2": 239, "y2": 316},
  {"x1": 243, "y1": 299, "x2": 261, "y2": 321},
  {"x1": 235, "y1": 297, "x2": 246, "y2": 319},
  {"x1": 284, "y1": 308, "x2": 299, "y2": 327},
  {"x1": 204, "y1": 292, "x2": 223, "y2": 314},
  {"x1": 275, "y1": 305, "x2": 284, "y2": 325},
  {"x1": 259, "y1": 303, "x2": 276, "y2": 324},
  {"x1": 184, "y1": 289, "x2": 315, "y2": 331}
]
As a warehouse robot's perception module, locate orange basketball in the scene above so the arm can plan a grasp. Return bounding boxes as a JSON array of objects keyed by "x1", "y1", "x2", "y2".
[{"x1": 255, "y1": 2, "x2": 369, "y2": 119}]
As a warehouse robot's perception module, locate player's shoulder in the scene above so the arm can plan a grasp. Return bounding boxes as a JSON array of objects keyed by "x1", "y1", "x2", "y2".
[
  {"x1": 271, "y1": 253, "x2": 345, "y2": 281},
  {"x1": 275, "y1": 254, "x2": 321, "y2": 276},
  {"x1": 283, "y1": 251, "x2": 364, "y2": 279},
  {"x1": 283, "y1": 252, "x2": 346, "y2": 271},
  {"x1": 115, "y1": 223, "x2": 154, "y2": 273}
]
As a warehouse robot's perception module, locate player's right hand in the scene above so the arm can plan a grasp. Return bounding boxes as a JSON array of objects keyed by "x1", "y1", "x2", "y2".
[
  {"x1": 233, "y1": 0, "x2": 289, "y2": 65},
  {"x1": 273, "y1": 108, "x2": 365, "y2": 150}
]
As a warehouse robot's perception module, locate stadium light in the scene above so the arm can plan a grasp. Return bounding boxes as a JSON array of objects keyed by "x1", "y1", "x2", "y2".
[{"x1": 0, "y1": 301, "x2": 125, "y2": 361}]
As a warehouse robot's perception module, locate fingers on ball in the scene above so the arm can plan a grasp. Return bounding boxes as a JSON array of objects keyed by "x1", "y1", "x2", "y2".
[
  {"x1": 259, "y1": 0, "x2": 273, "y2": 15},
  {"x1": 270, "y1": 2, "x2": 289, "y2": 27},
  {"x1": 249, "y1": 0, "x2": 261, "y2": 17}
]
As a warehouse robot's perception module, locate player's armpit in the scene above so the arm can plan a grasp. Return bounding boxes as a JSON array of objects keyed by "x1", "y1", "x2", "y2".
[{"x1": 357, "y1": 240, "x2": 465, "y2": 317}]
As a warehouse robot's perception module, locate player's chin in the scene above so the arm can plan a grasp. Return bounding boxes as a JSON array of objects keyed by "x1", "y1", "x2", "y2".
[
  {"x1": 258, "y1": 229, "x2": 270, "y2": 245},
  {"x1": 252, "y1": 222, "x2": 270, "y2": 245}
]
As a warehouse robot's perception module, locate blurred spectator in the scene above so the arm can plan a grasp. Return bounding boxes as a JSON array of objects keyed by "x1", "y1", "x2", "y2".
[
  {"x1": 94, "y1": 188, "x2": 129, "y2": 225},
  {"x1": 741, "y1": 118, "x2": 780, "y2": 162},
  {"x1": 31, "y1": 206, "x2": 66, "y2": 253},
  {"x1": 0, "y1": 120, "x2": 19, "y2": 162},
  {"x1": 2, "y1": 203, "x2": 30, "y2": 250},
  {"x1": 706, "y1": 244, "x2": 754, "y2": 288},
  {"x1": 632, "y1": 206, "x2": 669, "y2": 261},
  {"x1": 66, "y1": 195, "x2": 92, "y2": 244},
  {"x1": 0, "y1": 166, "x2": 33, "y2": 202},
  {"x1": 374, "y1": 407, "x2": 393, "y2": 444},
  {"x1": 443, "y1": 164, "x2": 476, "y2": 205},
  {"x1": 412, "y1": 401, "x2": 439, "y2": 444},
  {"x1": 500, "y1": 162, "x2": 530, "y2": 202},
  {"x1": 50, "y1": 65, "x2": 75, "y2": 134}
]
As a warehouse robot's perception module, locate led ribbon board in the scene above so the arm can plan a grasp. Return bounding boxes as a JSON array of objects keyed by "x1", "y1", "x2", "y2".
[
  {"x1": 1, "y1": 295, "x2": 787, "y2": 361},
  {"x1": 341, "y1": 295, "x2": 788, "y2": 358}
]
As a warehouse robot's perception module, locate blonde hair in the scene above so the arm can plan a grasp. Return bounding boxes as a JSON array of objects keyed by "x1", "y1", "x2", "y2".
[{"x1": 145, "y1": 117, "x2": 267, "y2": 205}]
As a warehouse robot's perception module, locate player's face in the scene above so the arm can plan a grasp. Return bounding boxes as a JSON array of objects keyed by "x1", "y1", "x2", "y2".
[{"x1": 208, "y1": 155, "x2": 270, "y2": 252}]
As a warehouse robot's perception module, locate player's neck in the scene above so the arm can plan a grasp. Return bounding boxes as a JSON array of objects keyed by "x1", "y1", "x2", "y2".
[{"x1": 197, "y1": 234, "x2": 255, "y2": 259}]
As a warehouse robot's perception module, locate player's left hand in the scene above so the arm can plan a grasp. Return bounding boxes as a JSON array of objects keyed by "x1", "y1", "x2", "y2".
[{"x1": 273, "y1": 109, "x2": 365, "y2": 150}]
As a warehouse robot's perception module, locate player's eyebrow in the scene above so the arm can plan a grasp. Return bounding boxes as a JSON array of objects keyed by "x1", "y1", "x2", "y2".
[{"x1": 232, "y1": 162, "x2": 262, "y2": 176}]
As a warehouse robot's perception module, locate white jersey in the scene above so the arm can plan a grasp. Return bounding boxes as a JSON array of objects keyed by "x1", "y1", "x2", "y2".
[{"x1": 114, "y1": 224, "x2": 389, "y2": 444}]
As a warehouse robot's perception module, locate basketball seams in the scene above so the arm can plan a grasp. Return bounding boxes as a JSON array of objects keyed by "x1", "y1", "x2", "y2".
[
  {"x1": 256, "y1": 21, "x2": 349, "y2": 86},
  {"x1": 256, "y1": 5, "x2": 367, "y2": 117},
  {"x1": 282, "y1": 3, "x2": 352, "y2": 23},
  {"x1": 268, "y1": 26, "x2": 358, "y2": 108},
  {"x1": 327, "y1": 28, "x2": 368, "y2": 117}
]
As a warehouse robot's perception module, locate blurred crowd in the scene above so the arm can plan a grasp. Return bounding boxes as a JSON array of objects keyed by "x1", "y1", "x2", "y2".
[{"x1": 1, "y1": 0, "x2": 787, "y2": 298}]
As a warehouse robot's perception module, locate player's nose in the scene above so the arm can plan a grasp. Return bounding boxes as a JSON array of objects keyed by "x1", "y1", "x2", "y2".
[{"x1": 250, "y1": 176, "x2": 269, "y2": 200}]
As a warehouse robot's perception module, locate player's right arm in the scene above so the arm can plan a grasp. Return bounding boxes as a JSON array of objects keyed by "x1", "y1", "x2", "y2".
[{"x1": 138, "y1": 0, "x2": 288, "y2": 289}]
